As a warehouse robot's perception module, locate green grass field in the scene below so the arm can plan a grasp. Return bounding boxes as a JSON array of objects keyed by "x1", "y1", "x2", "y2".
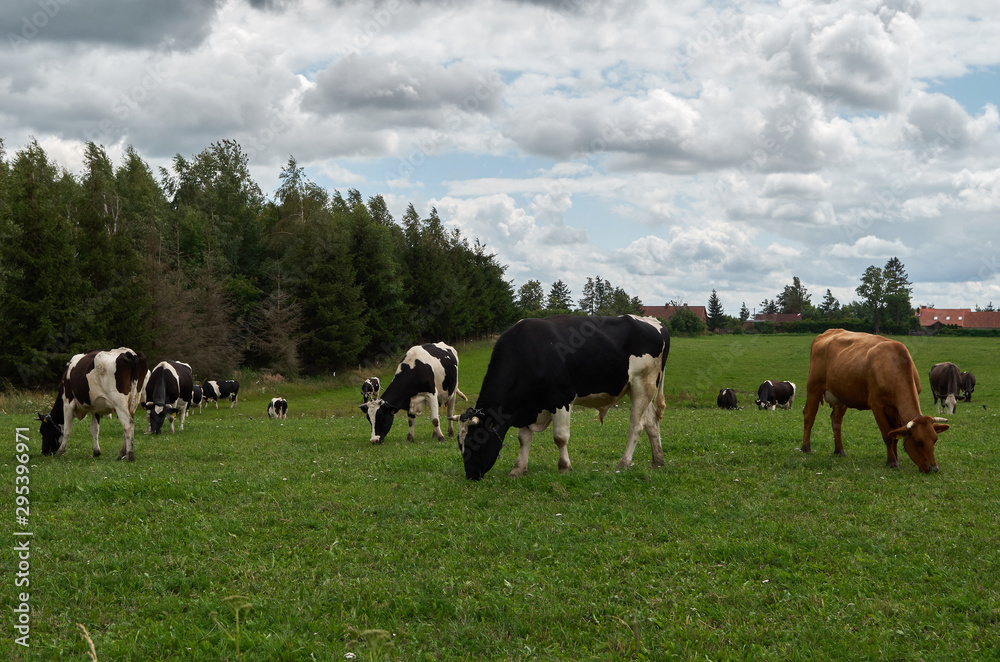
[{"x1": 3, "y1": 334, "x2": 999, "y2": 661}]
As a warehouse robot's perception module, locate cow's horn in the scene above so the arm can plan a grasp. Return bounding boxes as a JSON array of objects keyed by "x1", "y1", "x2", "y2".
[{"x1": 933, "y1": 417, "x2": 948, "y2": 423}]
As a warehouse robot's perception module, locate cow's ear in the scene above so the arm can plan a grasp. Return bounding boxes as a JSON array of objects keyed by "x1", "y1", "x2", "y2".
[
  {"x1": 143, "y1": 402, "x2": 154, "y2": 410},
  {"x1": 36, "y1": 413, "x2": 46, "y2": 422},
  {"x1": 887, "y1": 425, "x2": 909, "y2": 440},
  {"x1": 358, "y1": 404, "x2": 369, "y2": 412},
  {"x1": 933, "y1": 422, "x2": 950, "y2": 435}
]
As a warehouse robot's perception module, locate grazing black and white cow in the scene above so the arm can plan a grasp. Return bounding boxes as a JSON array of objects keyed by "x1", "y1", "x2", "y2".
[
  {"x1": 359, "y1": 343, "x2": 467, "y2": 444},
  {"x1": 144, "y1": 360, "x2": 194, "y2": 435},
  {"x1": 453, "y1": 315, "x2": 670, "y2": 480},
  {"x1": 361, "y1": 377, "x2": 381, "y2": 403},
  {"x1": 717, "y1": 388, "x2": 739, "y2": 410},
  {"x1": 960, "y1": 371, "x2": 976, "y2": 403},
  {"x1": 755, "y1": 380, "x2": 796, "y2": 410},
  {"x1": 202, "y1": 379, "x2": 240, "y2": 408},
  {"x1": 189, "y1": 383, "x2": 204, "y2": 413},
  {"x1": 268, "y1": 397, "x2": 288, "y2": 419},
  {"x1": 37, "y1": 348, "x2": 148, "y2": 461},
  {"x1": 929, "y1": 362, "x2": 960, "y2": 415}
]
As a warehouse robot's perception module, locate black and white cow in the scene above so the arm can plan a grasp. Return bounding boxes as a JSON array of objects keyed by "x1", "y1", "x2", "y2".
[
  {"x1": 755, "y1": 380, "x2": 796, "y2": 410},
  {"x1": 268, "y1": 397, "x2": 288, "y2": 419},
  {"x1": 189, "y1": 383, "x2": 204, "y2": 413},
  {"x1": 717, "y1": 388, "x2": 739, "y2": 410},
  {"x1": 202, "y1": 379, "x2": 240, "y2": 408},
  {"x1": 453, "y1": 315, "x2": 670, "y2": 480},
  {"x1": 144, "y1": 360, "x2": 194, "y2": 435},
  {"x1": 359, "y1": 343, "x2": 467, "y2": 444},
  {"x1": 929, "y1": 362, "x2": 960, "y2": 415},
  {"x1": 960, "y1": 371, "x2": 976, "y2": 403},
  {"x1": 37, "y1": 348, "x2": 148, "y2": 461},
  {"x1": 361, "y1": 377, "x2": 381, "y2": 403}
]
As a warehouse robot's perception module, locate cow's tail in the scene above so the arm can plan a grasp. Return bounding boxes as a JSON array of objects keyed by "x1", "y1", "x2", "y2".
[
  {"x1": 126, "y1": 350, "x2": 149, "y2": 415},
  {"x1": 456, "y1": 388, "x2": 468, "y2": 401}
]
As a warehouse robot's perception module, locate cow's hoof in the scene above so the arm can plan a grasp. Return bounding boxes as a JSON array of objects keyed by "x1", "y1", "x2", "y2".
[
  {"x1": 558, "y1": 464, "x2": 572, "y2": 474},
  {"x1": 509, "y1": 467, "x2": 527, "y2": 478},
  {"x1": 800, "y1": 444, "x2": 811, "y2": 454},
  {"x1": 835, "y1": 450, "x2": 846, "y2": 457},
  {"x1": 615, "y1": 459, "x2": 632, "y2": 471},
  {"x1": 93, "y1": 450, "x2": 101, "y2": 458}
]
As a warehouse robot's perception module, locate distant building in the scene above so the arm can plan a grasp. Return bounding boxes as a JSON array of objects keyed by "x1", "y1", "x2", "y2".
[
  {"x1": 641, "y1": 305, "x2": 707, "y2": 323},
  {"x1": 915, "y1": 306, "x2": 1000, "y2": 330},
  {"x1": 752, "y1": 313, "x2": 802, "y2": 327}
]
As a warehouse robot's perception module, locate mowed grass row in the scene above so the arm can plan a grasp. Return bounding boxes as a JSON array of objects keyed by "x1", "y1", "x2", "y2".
[{"x1": 2, "y1": 334, "x2": 999, "y2": 661}]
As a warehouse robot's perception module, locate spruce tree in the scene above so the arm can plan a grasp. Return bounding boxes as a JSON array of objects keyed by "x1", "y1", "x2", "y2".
[{"x1": 706, "y1": 289, "x2": 725, "y2": 330}]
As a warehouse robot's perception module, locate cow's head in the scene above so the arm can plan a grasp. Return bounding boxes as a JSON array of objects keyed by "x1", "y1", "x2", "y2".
[
  {"x1": 144, "y1": 402, "x2": 177, "y2": 435},
  {"x1": 888, "y1": 416, "x2": 950, "y2": 473},
  {"x1": 359, "y1": 399, "x2": 397, "y2": 444},
  {"x1": 453, "y1": 408, "x2": 504, "y2": 480},
  {"x1": 37, "y1": 413, "x2": 61, "y2": 455}
]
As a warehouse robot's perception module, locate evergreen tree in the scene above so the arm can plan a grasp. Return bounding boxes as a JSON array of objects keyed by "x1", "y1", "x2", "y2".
[
  {"x1": 818, "y1": 289, "x2": 840, "y2": 319},
  {"x1": 0, "y1": 140, "x2": 90, "y2": 385},
  {"x1": 546, "y1": 280, "x2": 573, "y2": 311},
  {"x1": 777, "y1": 276, "x2": 811, "y2": 315},
  {"x1": 706, "y1": 290, "x2": 725, "y2": 330},
  {"x1": 739, "y1": 302, "x2": 750, "y2": 322},
  {"x1": 759, "y1": 298, "x2": 778, "y2": 315}
]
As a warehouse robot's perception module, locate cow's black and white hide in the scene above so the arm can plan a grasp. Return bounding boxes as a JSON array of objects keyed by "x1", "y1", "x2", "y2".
[
  {"x1": 202, "y1": 379, "x2": 240, "y2": 408},
  {"x1": 755, "y1": 380, "x2": 796, "y2": 410},
  {"x1": 189, "y1": 383, "x2": 204, "y2": 413},
  {"x1": 37, "y1": 348, "x2": 148, "y2": 461},
  {"x1": 268, "y1": 397, "x2": 288, "y2": 419},
  {"x1": 359, "y1": 343, "x2": 467, "y2": 444},
  {"x1": 144, "y1": 360, "x2": 194, "y2": 435},
  {"x1": 453, "y1": 315, "x2": 670, "y2": 480},
  {"x1": 361, "y1": 377, "x2": 381, "y2": 402},
  {"x1": 717, "y1": 388, "x2": 739, "y2": 410},
  {"x1": 960, "y1": 371, "x2": 976, "y2": 403}
]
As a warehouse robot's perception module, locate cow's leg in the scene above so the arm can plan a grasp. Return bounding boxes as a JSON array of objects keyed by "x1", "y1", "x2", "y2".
[
  {"x1": 801, "y1": 387, "x2": 823, "y2": 453},
  {"x1": 55, "y1": 415, "x2": 74, "y2": 456},
  {"x1": 830, "y1": 404, "x2": 848, "y2": 457},
  {"x1": 641, "y1": 399, "x2": 666, "y2": 468},
  {"x1": 178, "y1": 404, "x2": 188, "y2": 432},
  {"x1": 90, "y1": 414, "x2": 102, "y2": 458},
  {"x1": 553, "y1": 406, "x2": 573, "y2": 473},
  {"x1": 144, "y1": 409, "x2": 152, "y2": 434},
  {"x1": 511, "y1": 427, "x2": 535, "y2": 477},
  {"x1": 619, "y1": 377, "x2": 659, "y2": 470},
  {"x1": 115, "y1": 404, "x2": 135, "y2": 461},
  {"x1": 407, "y1": 412, "x2": 417, "y2": 442},
  {"x1": 230, "y1": 393, "x2": 238, "y2": 409},
  {"x1": 871, "y1": 408, "x2": 899, "y2": 468},
  {"x1": 429, "y1": 393, "x2": 445, "y2": 441}
]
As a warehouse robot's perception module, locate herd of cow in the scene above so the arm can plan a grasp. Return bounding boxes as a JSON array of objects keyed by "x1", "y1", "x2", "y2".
[
  {"x1": 35, "y1": 318, "x2": 976, "y2": 479},
  {"x1": 35, "y1": 351, "x2": 285, "y2": 461}
]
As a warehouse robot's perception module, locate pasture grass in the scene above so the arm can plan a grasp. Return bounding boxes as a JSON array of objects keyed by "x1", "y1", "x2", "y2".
[{"x1": 3, "y1": 333, "x2": 1000, "y2": 661}]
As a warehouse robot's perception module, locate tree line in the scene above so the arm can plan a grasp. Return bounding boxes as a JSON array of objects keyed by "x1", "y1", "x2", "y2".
[
  {"x1": 0, "y1": 139, "x2": 516, "y2": 388},
  {"x1": 703, "y1": 257, "x2": 917, "y2": 335}
]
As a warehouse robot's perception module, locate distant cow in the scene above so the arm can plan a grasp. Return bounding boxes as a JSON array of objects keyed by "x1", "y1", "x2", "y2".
[
  {"x1": 359, "y1": 343, "x2": 467, "y2": 444},
  {"x1": 144, "y1": 360, "x2": 194, "y2": 435},
  {"x1": 202, "y1": 379, "x2": 240, "y2": 408},
  {"x1": 929, "y1": 362, "x2": 961, "y2": 415},
  {"x1": 189, "y1": 383, "x2": 204, "y2": 413},
  {"x1": 960, "y1": 371, "x2": 976, "y2": 403},
  {"x1": 802, "y1": 329, "x2": 949, "y2": 473},
  {"x1": 756, "y1": 380, "x2": 796, "y2": 410},
  {"x1": 37, "y1": 348, "x2": 148, "y2": 461},
  {"x1": 268, "y1": 397, "x2": 288, "y2": 420},
  {"x1": 717, "y1": 388, "x2": 739, "y2": 410},
  {"x1": 361, "y1": 377, "x2": 381, "y2": 402},
  {"x1": 452, "y1": 315, "x2": 670, "y2": 480}
]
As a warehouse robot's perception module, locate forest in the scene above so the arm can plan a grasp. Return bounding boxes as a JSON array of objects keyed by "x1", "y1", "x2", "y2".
[{"x1": 0, "y1": 139, "x2": 519, "y2": 388}]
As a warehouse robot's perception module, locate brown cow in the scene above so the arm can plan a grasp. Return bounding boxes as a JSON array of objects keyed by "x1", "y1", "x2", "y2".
[{"x1": 801, "y1": 329, "x2": 949, "y2": 473}]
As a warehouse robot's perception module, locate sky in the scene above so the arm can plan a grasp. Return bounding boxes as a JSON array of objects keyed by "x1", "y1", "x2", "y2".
[{"x1": 2, "y1": 0, "x2": 999, "y2": 315}]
